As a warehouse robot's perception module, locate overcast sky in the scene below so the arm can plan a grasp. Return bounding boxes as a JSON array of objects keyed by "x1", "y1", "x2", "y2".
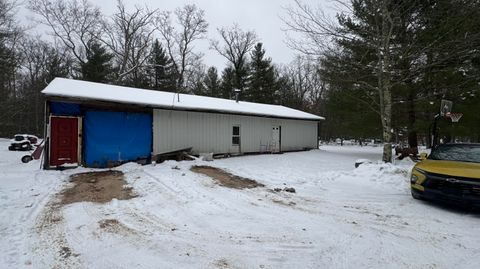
[{"x1": 22, "y1": 0, "x2": 340, "y2": 70}]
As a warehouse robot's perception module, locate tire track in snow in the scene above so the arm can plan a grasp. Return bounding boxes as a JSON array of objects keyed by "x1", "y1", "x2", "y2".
[
  {"x1": 138, "y1": 168, "x2": 240, "y2": 214},
  {"x1": 132, "y1": 169, "x2": 234, "y2": 236},
  {"x1": 126, "y1": 167, "x2": 312, "y2": 263},
  {"x1": 33, "y1": 201, "x2": 82, "y2": 268},
  {"x1": 29, "y1": 171, "x2": 85, "y2": 269}
]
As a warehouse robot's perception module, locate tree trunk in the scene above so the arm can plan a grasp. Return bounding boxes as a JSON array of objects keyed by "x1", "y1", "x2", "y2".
[
  {"x1": 407, "y1": 89, "x2": 418, "y2": 148},
  {"x1": 379, "y1": 2, "x2": 393, "y2": 163},
  {"x1": 382, "y1": 88, "x2": 393, "y2": 163}
]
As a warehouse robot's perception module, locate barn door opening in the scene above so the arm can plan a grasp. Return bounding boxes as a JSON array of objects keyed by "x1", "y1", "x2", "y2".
[
  {"x1": 271, "y1": 126, "x2": 281, "y2": 153},
  {"x1": 84, "y1": 111, "x2": 152, "y2": 168},
  {"x1": 49, "y1": 116, "x2": 80, "y2": 167}
]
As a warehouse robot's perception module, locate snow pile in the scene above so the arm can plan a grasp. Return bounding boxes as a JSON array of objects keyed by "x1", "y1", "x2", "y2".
[{"x1": 356, "y1": 162, "x2": 410, "y2": 182}]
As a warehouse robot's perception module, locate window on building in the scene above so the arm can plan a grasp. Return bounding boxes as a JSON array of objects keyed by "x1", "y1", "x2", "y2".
[{"x1": 232, "y1": 126, "x2": 240, "y2": 145}]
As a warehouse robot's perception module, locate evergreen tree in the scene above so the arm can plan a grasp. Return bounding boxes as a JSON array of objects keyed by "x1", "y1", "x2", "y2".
[
  {"x1": 80, "y1": 41, "x2": 114, "y2": 83},
  {"x1": 233, "y1": 62, "x2": 249, "y2": 95},
  {"x1": 318, "y1": 1, "x2": 427, "y2": 160},
  {"x1": 147, "y1": 40, "x2": 176, "y2": 92},
  {"x1": 202, "y1": 66, "x2": 220, "y2": 97},
  {"x1": 220, "y1": 66, "x2": 235, "y2": 99},
  {"x1": 276, "y1": 74, "x2": 297, "y2": 108},
  {"x1": 245, "y1": 43, "x2": 277, "y2": 104},
  {"x1": 287, "y1": 0, "x2": 480, "y2": 146},
  {"x1": 190, "y1": 72, "x2": 206, "y2": 96},
  {"x1": 412, "y1": 0, "x2": 480, "y2": 143}
]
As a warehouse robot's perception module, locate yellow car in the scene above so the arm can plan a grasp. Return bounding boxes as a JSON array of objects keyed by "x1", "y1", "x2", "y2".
[{"x1": 411, "y1": 143, "x2": 480, "y2": 207}]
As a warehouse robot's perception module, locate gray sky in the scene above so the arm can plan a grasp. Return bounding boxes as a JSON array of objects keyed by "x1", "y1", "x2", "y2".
[{"x1": 22, "y1": 0, "x2": 339, "y2": 70}]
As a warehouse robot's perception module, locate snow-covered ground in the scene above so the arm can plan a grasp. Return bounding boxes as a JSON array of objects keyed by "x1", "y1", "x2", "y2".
[{"x1": 1, "y1": 139, "x2": 479, "y2": 269}]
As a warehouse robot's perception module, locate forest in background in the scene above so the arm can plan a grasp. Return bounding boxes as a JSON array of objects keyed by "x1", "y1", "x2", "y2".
[{"x1": 1, "y1": 0, "x2": 479, "y2": 161}]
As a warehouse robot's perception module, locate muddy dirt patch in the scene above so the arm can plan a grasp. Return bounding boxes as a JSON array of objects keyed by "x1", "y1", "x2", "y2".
[
  {"x1": 59, "y1": 246, "x2": 79, "y2": 259},
  {"x1": 98, "y1": 219, "x2": 138, "y2": 236},
  {"x1": 191, "y1": 166, "x2": 264, "y2": 189},
  {"x1": 99, "y1": 219, "x2": 121, "y2": 229},
  {"x1": 61, "y1": 170, "x2": 136, "y2": 204}
]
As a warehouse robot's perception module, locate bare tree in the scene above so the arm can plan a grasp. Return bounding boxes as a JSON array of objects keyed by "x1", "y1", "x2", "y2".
[
  {"x1": 0, "y1": 0, "x2": 16, "y2": 35},
  {"x1": 10, "y1": 36, "x2": 70, "y2": 135},
  {"x1": 19, "y1": 37, "x2": 49, "y2": 84},
  {"x1": 101, "y1": 0, "x2": 156, "y2": 85},
  {"x1": 19, "y1": 38, "x2": 53, "y2": 133},
  {"x1": 154, "y1": 4, "x2": 208, "y2": 94},
  {"x1": 282, "y1": 0, "x2": 344, "y2": 56},
  {"x1": 28, "y1": 0, "x2": 102, "y2": 68},
  {"x1": 293, "y1": 57, "x2": 319, "y2": 105},
  {"x1": 0, "y1": 0, "x2": 22, "y2": 86},
  {"x1": 0, "y1": 0, "x2": 23, "y2": 137},
  {"x1": 279, "y1": 56, "x2": 325, "y2": 111},
  {"x1": 210, "y1": 24, "x2": 257, "y2": 91},
  {"x1": 184, "y1": 59, "x2": 206, "y2": 95}
]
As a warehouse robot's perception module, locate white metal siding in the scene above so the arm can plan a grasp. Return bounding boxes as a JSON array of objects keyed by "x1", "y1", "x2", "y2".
[{"x1": 153, "y1": 109, "x2": 318, "y2": 155}]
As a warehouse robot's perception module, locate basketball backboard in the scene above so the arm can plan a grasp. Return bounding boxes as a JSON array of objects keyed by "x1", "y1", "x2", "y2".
[{"x1": 440, "y1": 99, "x2": 452, "y2": 116}]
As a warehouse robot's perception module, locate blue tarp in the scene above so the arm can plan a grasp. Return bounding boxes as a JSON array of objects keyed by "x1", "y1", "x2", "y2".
[
  {"x1": 84, "y1": 111, "x2": 152, "y2": 167},
  {"x1": 50, "y1": 101, "x2": 81, "y2": 116}
]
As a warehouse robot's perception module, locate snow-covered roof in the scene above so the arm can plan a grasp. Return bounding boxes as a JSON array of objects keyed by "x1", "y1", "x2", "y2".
[{"x1": 42, "y1": 78, "x2": 324, "y2": 121}]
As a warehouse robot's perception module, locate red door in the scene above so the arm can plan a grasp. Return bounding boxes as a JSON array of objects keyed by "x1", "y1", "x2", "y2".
[{"x1": 50, "y1": 117, "x2": 79, "y2": 166}]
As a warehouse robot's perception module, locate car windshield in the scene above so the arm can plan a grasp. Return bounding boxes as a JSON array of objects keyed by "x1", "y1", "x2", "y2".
[
  {"x1": 14, "y1": 135, "x2": 24, "y2": 141},
  {"x1": 429, "y1": 144, "x2": 480, "y2": 163}
]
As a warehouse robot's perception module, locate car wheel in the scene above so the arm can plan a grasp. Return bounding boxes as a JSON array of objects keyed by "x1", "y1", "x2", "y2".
[
  {"x1": 8, "y1": 145, "x2": 14, "y2": 151},
  {"x1": 411, "y1": 189, "x2": 424, "y2": 200},
  {"x1": 21, "y1": 155, "x2": 33, "y2": 163}
]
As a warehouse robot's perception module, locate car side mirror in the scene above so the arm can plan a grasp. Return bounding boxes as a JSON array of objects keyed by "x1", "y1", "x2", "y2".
[{"x1": 419, "y1": 153, "x2": 428, "y2": 160}]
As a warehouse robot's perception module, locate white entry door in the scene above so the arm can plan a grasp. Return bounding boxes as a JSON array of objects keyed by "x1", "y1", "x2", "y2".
[{"x1": 271, "y1": 126, "x2": 280, "y2": 153}]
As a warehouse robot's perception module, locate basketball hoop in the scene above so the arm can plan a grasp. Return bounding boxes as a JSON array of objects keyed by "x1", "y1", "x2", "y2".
[{"x1": 446, "y1": 112, "x2": 463, "y2": 123}]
